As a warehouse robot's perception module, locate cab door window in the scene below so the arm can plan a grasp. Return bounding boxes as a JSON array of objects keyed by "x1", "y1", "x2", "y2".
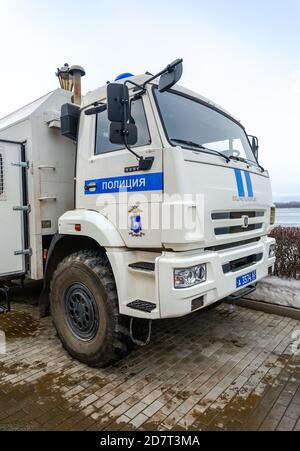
[{"x1": 95, "y1": 98, "x2": 151, "y2": 155}]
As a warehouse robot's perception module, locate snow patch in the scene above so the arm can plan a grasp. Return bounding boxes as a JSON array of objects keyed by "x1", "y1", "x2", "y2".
[{"x1": 248, "y1": 276, "x2": 300, "y2": 309}]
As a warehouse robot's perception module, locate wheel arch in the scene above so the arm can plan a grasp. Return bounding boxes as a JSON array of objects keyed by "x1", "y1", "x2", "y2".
[
  {"x1": 58, "y1": 209, "x2": 125, "y2": 248},
  {"x1": 39, "y1": 234, "x2": 106, "y2": 316},
  {"x1": 39, "y1": 209, "x2": 126, "y2": 317}
]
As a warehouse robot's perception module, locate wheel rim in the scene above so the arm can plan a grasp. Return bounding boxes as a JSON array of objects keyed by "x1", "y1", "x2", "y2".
[{"x1": 64, "y1": 283, "x2": 99, "y2": 341}]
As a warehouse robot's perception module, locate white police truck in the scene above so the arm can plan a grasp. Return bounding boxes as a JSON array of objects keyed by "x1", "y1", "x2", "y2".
[{"x1": 0, "y1": 60, "x2": 276, "y2": 366}]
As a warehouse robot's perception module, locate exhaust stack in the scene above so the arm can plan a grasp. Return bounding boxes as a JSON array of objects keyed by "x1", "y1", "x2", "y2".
[
  {"x1": 69, "y1": 65, "x2": 86, "y2": 105},
  {"x1": 56, "y1": 63, "x2": 86, "y2": 105}
]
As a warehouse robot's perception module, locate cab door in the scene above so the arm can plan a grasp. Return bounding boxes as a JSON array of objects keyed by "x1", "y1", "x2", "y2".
[{"x1": 76, "y1": 89, "x2": 163, "y2": 248}]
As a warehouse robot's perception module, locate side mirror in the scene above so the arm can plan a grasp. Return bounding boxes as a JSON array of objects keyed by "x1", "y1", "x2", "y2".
[
  {"x1": 107, "y1": 83, "x2": 138, "y2": 146},
  {"x1": 251, "y1": 136, "x2": 259, "y2": 160},
  {"x1": 109, "y1": 122, "x2": 137, "y2": 146},
  {"x1": 158, "y1": 59, "x2": 183, "y2": 93},
  {"x1": 107, "y1": 83, "x2": 129, "y2": 122}
]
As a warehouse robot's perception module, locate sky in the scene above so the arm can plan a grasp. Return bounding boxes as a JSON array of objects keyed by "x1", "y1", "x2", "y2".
[{"x1": 0, "y1": 0, "x2": 299, "y2": 201}]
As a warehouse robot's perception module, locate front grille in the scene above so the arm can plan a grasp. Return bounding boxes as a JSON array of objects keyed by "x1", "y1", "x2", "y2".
[
  {"x1": 212, "y1": 210, "x2": 265, "y2": 220},
  {"x1": 205, "y1": 237, "x2": 260, "y2": 252},
  {"x1": 223, "y1": 252, "x2": 263, "y2": 273},
  {"x1": 212, "y1": 210, "x2": 265, "y2": 237},
  {"x1": 215, "y1": 223, "x2": 263, "y2": 236}
]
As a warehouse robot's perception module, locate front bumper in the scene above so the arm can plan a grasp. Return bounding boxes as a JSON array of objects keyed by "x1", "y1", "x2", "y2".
[{"x1": 157, "y1": 236, "x2": 275, "y2": 318}]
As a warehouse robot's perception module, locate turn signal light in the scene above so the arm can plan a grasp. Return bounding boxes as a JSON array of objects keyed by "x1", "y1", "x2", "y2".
[
  {"x1": 269, "y1": 243, "x2": 276, "y2": 258},
  {"x1": 75, "y1": 224, "x2": 81, "y2": 232},
  {"x1": 270, "y1": 207, "x2": 276, "y2": 225}
]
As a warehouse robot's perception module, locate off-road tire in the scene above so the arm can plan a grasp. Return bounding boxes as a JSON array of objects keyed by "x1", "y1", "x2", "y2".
[{"x1": 50, "y1": 250, "x2": 132, "y2": 367}]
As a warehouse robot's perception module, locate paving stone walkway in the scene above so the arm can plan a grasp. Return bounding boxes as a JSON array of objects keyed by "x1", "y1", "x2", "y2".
[{"x1": 0, "y1": 288, "x2": 300, "y2": 431}]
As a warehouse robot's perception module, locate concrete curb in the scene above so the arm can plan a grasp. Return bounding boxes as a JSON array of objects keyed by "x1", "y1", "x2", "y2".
[{"x1": 233, "y1": 298, "x2": 300, "y2": 321}]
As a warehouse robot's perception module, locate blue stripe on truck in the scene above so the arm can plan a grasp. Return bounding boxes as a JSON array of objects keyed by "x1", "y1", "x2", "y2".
[
  {"x1": 234, "y1": 169, "x2": 245, "y2": 197},
  {"x1": 244, "y1": 171, "x2": 254, "y2": 197},
  {"x1": 84, "y1": 172, "x2": 164, "y2": 195}
]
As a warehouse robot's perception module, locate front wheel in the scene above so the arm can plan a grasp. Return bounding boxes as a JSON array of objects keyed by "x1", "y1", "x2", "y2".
[{"x1": 50, "y1": 250, "x2": 132, "y2": 367}]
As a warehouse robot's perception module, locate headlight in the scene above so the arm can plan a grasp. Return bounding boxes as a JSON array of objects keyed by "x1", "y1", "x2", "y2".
[
  {"x1": 270, "y1": 207, "x2": 276, "y2": 225},
  {"x1": 269, "y1": 244, "x2": 276, "y2": 258},
  {"x1": 174, "y1": 264, "x2": 207, "y2": 289}
]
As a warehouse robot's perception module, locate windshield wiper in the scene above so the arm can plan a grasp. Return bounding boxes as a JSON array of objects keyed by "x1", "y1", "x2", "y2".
[
  {"x1": 228, "y1": 155, "x2": 265, "y2": 172},
  {"x1": 170, "y1": 138, "x2": 230, "y2": 163}
]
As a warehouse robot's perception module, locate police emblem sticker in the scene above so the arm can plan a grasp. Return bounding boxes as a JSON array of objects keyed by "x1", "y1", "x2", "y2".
[{"x1": 129, "y1": 206, "x2": 145, "y2": 238}]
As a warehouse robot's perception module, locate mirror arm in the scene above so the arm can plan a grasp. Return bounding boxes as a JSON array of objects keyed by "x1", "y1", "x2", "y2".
[
  {"x1": 123, "y1": 135, "x2": 154, "y2": 171},
  {"x1": 120, "y1": 86, "x2": 141, "y2": 162},
  {"x1": 123, "y1": 135, "x2": 141, "y2": 161},
  {"x1": 121, "y1": 84, "x2": 154, "y2": 171},
  {"x1": 124, "y1": 80, "x2": 147, "y2": 103},
  {"x1": 124, "y1": 79, "x2": 145, "y2": 92},
  {"x1": 142, "y1": 58, "x2": 183, "y2": 89},
  {"x1": 123, "y1": 58, "x2": 183, "y2": 93},
  {"x1": 118, "y1": 59, "x2": 182, "y2": 168},
  {"x1": 85, "y1": 103, "x2": 106, "y2": 116},
  {"x1": 248, "y1": 134, "x2": 264, "y2": 172}
]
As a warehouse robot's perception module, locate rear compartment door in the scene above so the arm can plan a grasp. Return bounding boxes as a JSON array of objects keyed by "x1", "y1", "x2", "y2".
[{"x1": 0, "y1": 141, "x2": 27, "y2": 278}]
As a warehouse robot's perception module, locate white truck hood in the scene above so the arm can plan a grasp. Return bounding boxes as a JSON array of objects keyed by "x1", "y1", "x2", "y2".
[{"x1": 162, "y1": 146, "x2": 273, "y2": 251}]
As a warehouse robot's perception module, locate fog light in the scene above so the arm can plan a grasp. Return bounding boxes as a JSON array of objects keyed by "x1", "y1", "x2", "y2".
[
  {"x1": 270, "y1": 207, "x2": 276, "y2": 225},
  {"x1": 268, "y1": 266, "x2": 274, "y2": 276},
  {"x1": 192, "y1": 296, "x2": 204, "y2": 311},
  {"x1": 269, "y1": 244, "x2": 276, "y2": 258},
  {"x1": 174, "y1": 264, "x2": 207, "y2": 289}
]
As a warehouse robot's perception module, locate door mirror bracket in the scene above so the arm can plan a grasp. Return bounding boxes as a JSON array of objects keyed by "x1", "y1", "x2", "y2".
[
  {"x1": 106, "y1": 59, "x2": 183, "y2": 171},
  {"x1": 107, "y1": 83, "x2": 154, "y2": 171}
]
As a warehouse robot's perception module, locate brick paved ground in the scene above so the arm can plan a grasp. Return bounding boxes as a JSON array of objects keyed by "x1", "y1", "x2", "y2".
[{"x1": 0, "y1": 285, "x2": 300, "y2": 431}]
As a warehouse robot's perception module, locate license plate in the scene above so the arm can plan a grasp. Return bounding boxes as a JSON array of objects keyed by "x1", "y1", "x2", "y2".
[{"x1": 236, "y1": 270, "x2": 257, "y2": 288}]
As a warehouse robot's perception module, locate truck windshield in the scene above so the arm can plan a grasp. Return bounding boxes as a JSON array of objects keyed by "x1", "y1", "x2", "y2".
[{"x1": 154, "y1": 89, "x2": 256, "y2": 164}]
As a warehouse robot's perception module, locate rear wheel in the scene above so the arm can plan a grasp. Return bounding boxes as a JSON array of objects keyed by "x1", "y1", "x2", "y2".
[{"x1": 50, "y1": 250, "x2": 132, "y2": 367}]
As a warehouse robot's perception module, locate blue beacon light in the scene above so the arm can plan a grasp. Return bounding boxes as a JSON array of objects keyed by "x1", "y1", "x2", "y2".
[{"x1": 115, "y1": 73, "x2": 134, "y2": 81}]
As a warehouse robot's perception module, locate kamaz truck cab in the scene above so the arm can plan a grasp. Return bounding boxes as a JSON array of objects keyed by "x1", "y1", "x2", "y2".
[{"x1": 0, "y1": 60, "x2": 276, "y2": 367}]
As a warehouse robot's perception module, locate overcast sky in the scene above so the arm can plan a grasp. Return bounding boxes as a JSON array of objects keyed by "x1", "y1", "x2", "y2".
[{"x1": 0, "y1": 0, "x2": 299, "y2": 201}]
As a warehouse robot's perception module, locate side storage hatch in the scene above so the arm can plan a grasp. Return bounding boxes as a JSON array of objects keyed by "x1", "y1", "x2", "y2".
[{"x1": 0, "y1": 141, "x2": 29, "y2": 278}]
